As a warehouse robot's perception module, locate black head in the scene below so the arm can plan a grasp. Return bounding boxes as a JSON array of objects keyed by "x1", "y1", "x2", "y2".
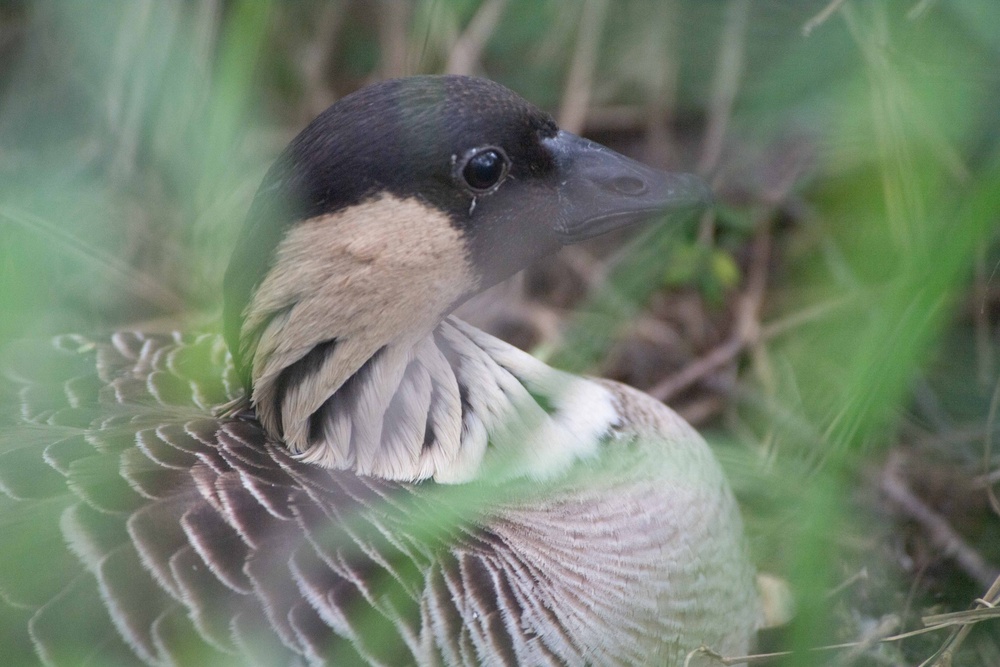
[{"x1": 224, "y1": 75, "x2": 708, "y2": 383}]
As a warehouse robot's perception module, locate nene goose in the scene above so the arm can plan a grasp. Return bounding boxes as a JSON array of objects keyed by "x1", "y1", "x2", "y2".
[{"x1": 0, "y1": 75, "x2": 760, "y2": 666}]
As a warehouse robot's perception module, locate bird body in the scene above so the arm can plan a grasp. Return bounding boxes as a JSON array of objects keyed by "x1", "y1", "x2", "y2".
[{"x1": 1, "y1": 76, "x2": 760, "y2": 666}]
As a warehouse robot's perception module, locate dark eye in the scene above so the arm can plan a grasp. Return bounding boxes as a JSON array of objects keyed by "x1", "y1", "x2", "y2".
[{"x1": 460, "y1": 148, "x2": 509, "y2": 192}]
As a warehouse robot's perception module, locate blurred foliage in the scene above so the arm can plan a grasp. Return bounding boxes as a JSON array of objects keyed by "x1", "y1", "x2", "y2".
[
  {"x1": 661, "y1": 243, "x2": 741, "y2": 303},
  {"x1": 1, "y1": 0, "x2": 1000, "y2": 665}
]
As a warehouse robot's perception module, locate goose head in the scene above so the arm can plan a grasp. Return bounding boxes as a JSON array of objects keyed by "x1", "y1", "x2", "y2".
[{"x1": 222, "y1": 75, "x2": 709, "y2": 476}]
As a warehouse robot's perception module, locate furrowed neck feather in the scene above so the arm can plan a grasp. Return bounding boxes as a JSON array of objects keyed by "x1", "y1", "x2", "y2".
[
  {"x1": 243, "y1": 194, "x2": 474, "y2": 448},
  {"x1": 241, "y1": 196, "x2": 616, "y2": 482},
  {"x1": 239, "y1": 193, "x2": 619, "y2": 482},
  {"x1": 259, "y1": 316, "x2": 618, "y2": 483}
]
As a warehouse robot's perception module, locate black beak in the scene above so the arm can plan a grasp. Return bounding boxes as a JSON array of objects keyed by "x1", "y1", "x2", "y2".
[{"x1": 541, "y1": 130, "x2": 711, "y2": 245}]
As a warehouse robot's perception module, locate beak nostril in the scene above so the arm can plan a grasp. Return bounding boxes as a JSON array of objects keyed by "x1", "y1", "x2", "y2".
[{"x1": 610, "y1": 175, "x2": 647, "y2": 196}]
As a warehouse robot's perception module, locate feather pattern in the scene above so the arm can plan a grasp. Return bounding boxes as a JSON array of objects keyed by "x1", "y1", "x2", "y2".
[{"x1": 0, "y1": 329, "x2": 758, "y2": 666}]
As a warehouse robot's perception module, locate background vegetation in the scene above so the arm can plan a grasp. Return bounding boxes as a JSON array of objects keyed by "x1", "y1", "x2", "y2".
[{"x1": 1, "y1": 1, "x2": 999, "y2": 665}]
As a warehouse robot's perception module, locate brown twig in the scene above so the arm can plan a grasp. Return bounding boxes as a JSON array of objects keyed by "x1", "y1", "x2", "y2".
[
  {"x1": 802, "y1": 0, "x2": 849, "y2": 37},
  {"x1": 640, "y1": 0, "x2": 679, "y2": 164},
  {"x1": 693, "y1": 0, "x2": 749, "y2": 296},
  {"x1": 881, "y1": 451, "x2": 1000, "y2": 590},
  {"x1": 376, "y1": 0, "x2": 411, "y2": 79},
  {"x1": 649, "y1": 335, "x2": 742, "y2": 402},
  {"x1": 685, "y1": 605, "x2": 999, "y2": 666},
  {"x1": 299, "y1": 2, "x2": 345, "y2": 118},
  {"x1": 649, "y1": 0, "x2": 756, "y2": 401},
  {"x1": 740, "y1": 218, "x2": 774, "y2": 395},
  {"x1": 646, "y1": 285, "x2": 851, "y2": 403},
  {"x1": 918, "y1": 575, "x2": 1000, "y2": 666},
  {"x1": 974, "y1": 250, "x2": 995, "y2": 387},
  {"x1": 557, "y1": 0, "x2": 610, "y2": 134},
  {"x1": 826, "y1": 567, "x2": 869, "y2": 600},
  {"x1": 697, "y1": 0, "x2": 749, "y2": 177},
  {"x1": 649, "y1": 142, "x2": 810, "y2": 404},
  {"x1": 445, "y1": 0, "x2": 508, "y2": 76},
  {"x1": 677, "y1": 395, "x2": 728, "y2": 427},
  {"x1": 579, "y1": 104, "x2": 650, "y2": 132},
  {"x1": 651, "y1": 214, "x2": 763, "y2": 405},
  {"x1": 829, "y1": 615, "x2": 901, "y2": 667},
  {"x1": 984, "y1": 376, "x2": 1000, "y2": 516}
]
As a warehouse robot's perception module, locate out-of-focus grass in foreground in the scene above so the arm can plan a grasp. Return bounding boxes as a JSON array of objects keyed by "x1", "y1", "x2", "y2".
[{"x1": 1, "y1": 1, "x2": 999, "y2": 665}]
